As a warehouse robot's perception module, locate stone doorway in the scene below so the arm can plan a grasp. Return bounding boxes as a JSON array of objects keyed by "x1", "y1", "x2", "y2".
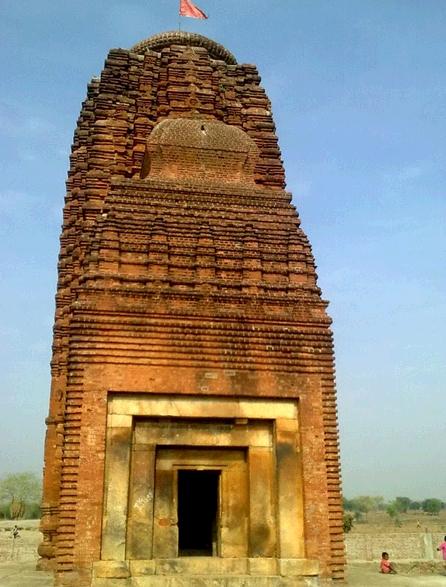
[
  {"x1": 153, "y1": 447, "x2": 248, "y2": 559},
  {"x1": 177, "y1": 469, "x2": 220, "y2": 556},
  {"x1": 94, "y1": 394, "x2": 320, "y2": 585}
]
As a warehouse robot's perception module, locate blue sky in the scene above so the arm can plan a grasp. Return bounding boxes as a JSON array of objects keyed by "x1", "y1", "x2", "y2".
[{"x1": 1, "y1": 0, "x2": 445, "y2": 500}]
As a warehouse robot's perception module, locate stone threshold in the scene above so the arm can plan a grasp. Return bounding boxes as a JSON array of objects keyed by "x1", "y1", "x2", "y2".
[
  {"x1": 92, "y1": 558, "x2": 320, "y2": 586},
  {"x1": 93, "y1": 578, "x2": 319, "y2": 587}
]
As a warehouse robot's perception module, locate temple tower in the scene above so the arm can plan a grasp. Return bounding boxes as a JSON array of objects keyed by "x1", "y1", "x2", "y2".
[{"x1": 40, "y1": 32, "x2": 344, "y2": 586}]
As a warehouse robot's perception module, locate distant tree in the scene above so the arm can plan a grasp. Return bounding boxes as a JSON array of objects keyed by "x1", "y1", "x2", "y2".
[
  {"x1": 356, "y1": 496, "x2": 375, "y2": 512},
  {"x1": 0, "y1": 472, "x2": 41, "y2": 520},
  {"x1": 348, "y1": 498, "x2": 368, "y2": 522},
  {"x1": 353, "y1": 510, "x2": 364, "y2": 523},
  {"x1": 343, "y1": 497, "x2": 354, "y2": 511},
  {"x1": 10, "y1": 497, "x2": 26, "y2": 519},
  {"x1": 386, "y1": 501, "x2": 402, "y2": 526},
  {"x1": 350, "y1": 496, "x2": 384, "y2": 520},
  {"x1": 0, "y1": 503, "x2": 9, "y2": 519},
  {"x1": 395, "y1": 497, "x2": 411, "y2": 513},
  {"x1": 343, "y1": 513, "x2": 354, "y2": 533},
  {"x1": 422, "y1": 498, "x2": 442, "y2": 515},
  {"x1": 370, "y1": 496, "x2": 386, "y2": 511},
  {"x1": 26, "y1": 502, "x2": 41, "y2": 519},
  {"x1": 343, "y1": 495, "x2": 388, "y2": 521},
  {"x1": 409, "y1": 500, "x2": 421, "y2": 511}
]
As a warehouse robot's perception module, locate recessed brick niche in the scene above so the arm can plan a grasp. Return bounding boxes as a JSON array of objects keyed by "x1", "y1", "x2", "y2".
[{"x1": 39, "y1": 31, "x2": 344, "y2": 586}]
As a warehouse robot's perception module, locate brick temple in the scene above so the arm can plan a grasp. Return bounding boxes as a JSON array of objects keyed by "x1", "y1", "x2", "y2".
[{"x1": 39, "y1": 31, "x2": 344, "y2": 586}]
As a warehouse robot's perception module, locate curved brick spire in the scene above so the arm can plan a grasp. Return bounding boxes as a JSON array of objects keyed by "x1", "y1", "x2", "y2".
[{"x1": 131, "y1": 30, "x2": 237, "y2": 64}]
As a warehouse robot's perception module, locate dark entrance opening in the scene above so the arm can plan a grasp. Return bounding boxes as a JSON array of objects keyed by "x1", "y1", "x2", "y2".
[{"x1": 177, "y1": 469, "x2": 220, "y2": 556}]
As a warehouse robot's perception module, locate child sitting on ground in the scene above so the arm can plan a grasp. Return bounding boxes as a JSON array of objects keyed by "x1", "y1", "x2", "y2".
[
  {"x1": 437, "y1": 536, "x2": 446, "y2": 567},
  {"x1": 380, "y1": 552, "x2": 397, "y2": 574}
]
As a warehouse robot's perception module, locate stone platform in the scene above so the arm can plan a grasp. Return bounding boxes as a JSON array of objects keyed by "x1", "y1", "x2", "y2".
[{"x1": 92, "y1": 558, "x2": 319, "y2": 587}]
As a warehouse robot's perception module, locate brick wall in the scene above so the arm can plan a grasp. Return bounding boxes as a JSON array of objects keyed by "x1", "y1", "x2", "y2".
[{"x1": 346, "y1": 532, "x2": 445, "y2": 561}]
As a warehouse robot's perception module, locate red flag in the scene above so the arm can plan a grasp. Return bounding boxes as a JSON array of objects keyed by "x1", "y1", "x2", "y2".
[{"x1": 179, "y1": 0, "x2": 208, "y2": 19}]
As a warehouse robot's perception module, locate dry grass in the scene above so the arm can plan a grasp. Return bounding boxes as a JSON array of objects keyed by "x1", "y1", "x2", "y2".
[
  {"x1": 0, "y1": 519, "x2": 40, "y2": 563},
  {"x1": 350, "y1": 510, "x2": 446, "y2": 534}
]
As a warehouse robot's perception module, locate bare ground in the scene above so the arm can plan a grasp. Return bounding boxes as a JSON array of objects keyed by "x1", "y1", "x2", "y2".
[
  {"x1": 1, "y1": 562, "x2": 446, "y2": 586},
  {"x1": 347, "y1": 563, "x2": 446, "y2": 586},
  {"x1": 0, "y1": 560, "x2": 54, "y2": 586},
  {"x1": 0, "y1": 521, "x2": 445, "y2": 586},
  {"x1": 349, "y1": 510, "x2": 446, "y2": 535}
]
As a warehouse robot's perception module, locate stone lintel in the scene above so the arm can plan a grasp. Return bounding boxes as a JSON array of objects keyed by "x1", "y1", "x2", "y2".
[
  {"x1": 109, "y1": 395, "x2": 297, "y2": 420},
  {"x1": 134, "y1": 420, "x2": 272, "y2": 449}
]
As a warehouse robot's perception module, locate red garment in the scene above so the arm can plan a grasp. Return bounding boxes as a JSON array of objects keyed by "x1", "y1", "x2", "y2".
[
  {"x1": 380, "y1": 558, "x2": 392, "y2": 573},
  {"x1": 179, "y1": 0, "x2": 208, "y2": 19}
]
